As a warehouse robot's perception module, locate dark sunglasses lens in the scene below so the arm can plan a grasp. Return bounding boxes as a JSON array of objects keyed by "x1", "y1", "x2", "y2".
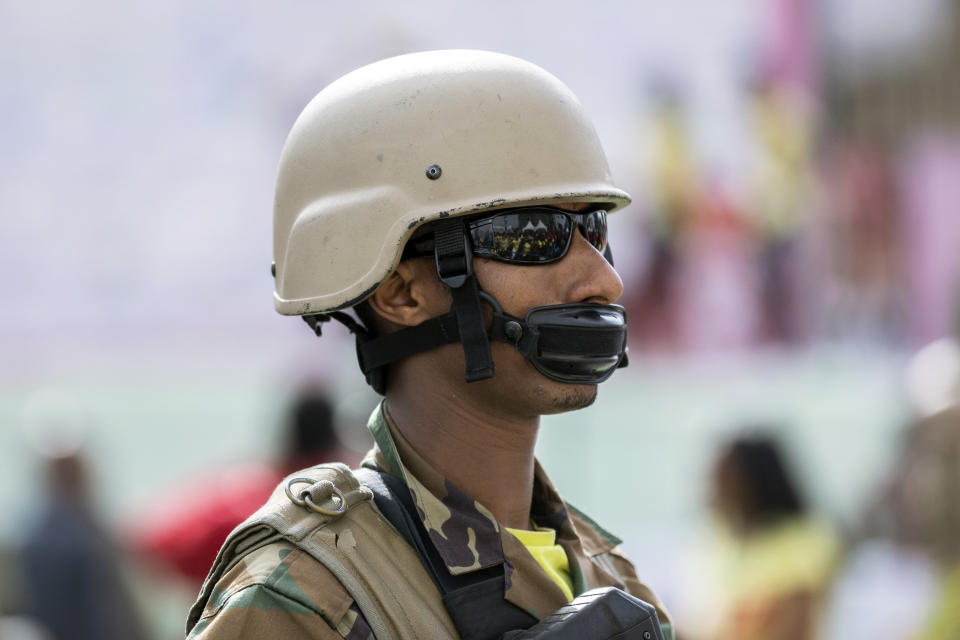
[
  {"x1": 581, "y1": 210, "x2": 607, "y2": 251},
  {"x1": 470, "y1": 211, "x2": 572, "y2": 263}
]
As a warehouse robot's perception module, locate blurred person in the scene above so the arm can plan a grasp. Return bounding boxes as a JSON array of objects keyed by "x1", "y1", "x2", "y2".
[
  {"x1": 823, "y1": 337, "x2": 960, "y2": 640},
  {"x1": 187, "y1": 51, "x2": 673, "y2": 640},
  {"x1": 888, "y1": 337, "x2": 960, "y2": 640},
  {"x1": 745, "y1": 79, "x2": 813, "y2": 344},
  {"x1": 0, "y1": 546, "x2": 14, "y2": 618},
  {"x1": 629, "y1": 85, "x2": 699, "y2": 350},
  {"x1": 820, "y1": 136, "x2": 903, "y2": 342},
  {"x1": 893, "y1": 404, "x2": 960, "y2": 640},
  {"x1": 686, "y1": 434, "x2": 838, "y2": 640},
  {"x1": 822, "y1": 435, "x2": 938, "y2": 640},
  {"x1": 1, "y1": 545, "x2": 51, "y2": 640},
  {"x1": 15, "y1": 392, "x2": 148, "y2": 640},
  {"x1": 676, "y1": 177, "x2": 762, "y2": 352},
  {"x1": 131, "y1": 385, "x2": 357, "y2": 587}
]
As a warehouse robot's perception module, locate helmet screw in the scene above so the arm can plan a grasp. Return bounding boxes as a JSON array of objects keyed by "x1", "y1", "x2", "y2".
[
  {"x1": 425, "y1": 164, "x2": 442, "y2": 180},
  {"x1": 643, "y1": 633, "x2": 652, "y2": 640},
  {"x1": 504, "y1": 321, "x2": 523, "y2": 344}
]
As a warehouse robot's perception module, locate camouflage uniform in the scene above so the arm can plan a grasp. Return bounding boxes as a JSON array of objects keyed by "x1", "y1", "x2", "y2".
[{"x1": 188, "y1": 403, "x2": 674, "y2": 639}]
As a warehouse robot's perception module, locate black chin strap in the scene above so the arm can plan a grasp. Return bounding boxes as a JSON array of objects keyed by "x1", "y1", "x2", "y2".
[
  {"x1": 302, "y1": 311, "x2": 387, "y2": 392},
  {"x1": 304, "y1": 226, "x2": 624, "y2": 394},
  {"x1": 308, "y1": 292, "x2": 628, "y2": 394},
  {"x1": 349, "y1": 302, "x2": 512, "y2": 391},
  {"x1": 431, "y1": 218, "x2": 495, "y2": 382},
  {"x1": 305, "y1": 218, "x2": 496, "y2": 394},
  {"x1": 356, "y1": 311, "x2": 461, "y2": 373}
]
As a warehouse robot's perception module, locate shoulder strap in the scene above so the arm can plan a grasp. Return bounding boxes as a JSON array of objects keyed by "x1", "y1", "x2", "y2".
[
  {"x1": 187, "y1": 464, "x2": 398, "y2": 640},
  {"x1": 355, "y1": 467, "x2": 537, "y2": 640},
  {"x1": 353, "y1": 466, "x2": 456, "y2": 591}
]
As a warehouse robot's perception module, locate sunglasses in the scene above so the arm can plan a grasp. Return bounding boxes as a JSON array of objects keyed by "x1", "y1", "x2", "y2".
[{"x1": 403, "y1": 207, "x2": 608, "y2": 265}]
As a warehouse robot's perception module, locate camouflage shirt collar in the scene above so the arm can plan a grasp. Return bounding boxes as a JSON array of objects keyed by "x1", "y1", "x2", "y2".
[
  {"x1": 362, "y1": 401, "x2": 609, "y2": 576},
  {"x1": 364, "y1": 401, "x2": 504, "y2": 574}
]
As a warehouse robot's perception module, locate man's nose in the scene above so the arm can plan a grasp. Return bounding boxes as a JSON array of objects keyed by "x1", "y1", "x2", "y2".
[{"x1": 563, "y1": 229, "x2": 624, "y2": 304}]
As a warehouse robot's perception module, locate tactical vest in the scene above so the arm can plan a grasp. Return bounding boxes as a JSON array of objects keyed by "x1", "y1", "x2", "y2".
[
  {"x1": 187, "y1": 463, "x2": 459, "y2": 640},
  {"x1": 187, "y1": 463, "x2": 655, "y2": 640}
]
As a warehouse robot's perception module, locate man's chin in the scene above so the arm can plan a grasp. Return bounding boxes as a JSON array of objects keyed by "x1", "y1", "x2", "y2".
[{"x1": 540, "y1": 382, "x2": 598, "y2": 414}]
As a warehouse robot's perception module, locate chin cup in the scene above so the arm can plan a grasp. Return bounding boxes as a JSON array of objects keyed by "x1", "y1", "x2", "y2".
[{"x1": 484, "y1": 293, "x2": 629, "y2": 385}]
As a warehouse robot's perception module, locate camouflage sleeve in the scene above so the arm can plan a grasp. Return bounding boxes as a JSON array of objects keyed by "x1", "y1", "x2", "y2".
[{"x1": 187, "y1": 541, "x2": 375, "y2": 640}]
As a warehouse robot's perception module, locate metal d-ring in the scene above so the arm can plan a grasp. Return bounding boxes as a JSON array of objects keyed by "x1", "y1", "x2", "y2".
[
  {"x1": 284, "y1": 477, "x2": 347, "y2": 516},
  {"x1": 477, "y1": 290, "x2": 502, "y2": 314},
  {"x1": 478, "y1": 290, "x2": 525, "y2": 346}
]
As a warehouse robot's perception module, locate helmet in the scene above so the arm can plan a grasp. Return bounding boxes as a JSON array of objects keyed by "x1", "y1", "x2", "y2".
[{"x1": 273, "y1": 49, "x2": 630, "y2": 315}]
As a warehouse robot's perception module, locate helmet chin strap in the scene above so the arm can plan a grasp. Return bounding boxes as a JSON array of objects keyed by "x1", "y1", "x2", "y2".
[
  {"x1": 432, "y1": 218, "x2": 495, "y2": 382},
  {"x1": 306, "y1": 220, "x2": 628, "y2": 394}
]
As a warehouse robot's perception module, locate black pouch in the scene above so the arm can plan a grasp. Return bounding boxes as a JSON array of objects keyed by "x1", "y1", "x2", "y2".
[{"x1": 500, "y1": 587, "x2": 664, "y2": 640}]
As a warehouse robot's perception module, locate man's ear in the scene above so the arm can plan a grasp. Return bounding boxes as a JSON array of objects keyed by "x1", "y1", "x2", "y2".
[{"x1": 367, "y1": 260, "x2": 449, "y2": 328}]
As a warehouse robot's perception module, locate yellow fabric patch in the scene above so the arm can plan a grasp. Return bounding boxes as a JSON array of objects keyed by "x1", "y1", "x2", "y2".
[
  {"x1": 719, "y1": 518, "x2": 838, "y2": 600},
  {"x1": 506, "y1": 525, "x2": 574, "y2": 602}
]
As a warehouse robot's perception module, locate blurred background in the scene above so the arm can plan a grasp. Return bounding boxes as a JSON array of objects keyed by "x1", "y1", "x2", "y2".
[{"x1": 2, "y1": 0, "x2": 959, "y2": 638}]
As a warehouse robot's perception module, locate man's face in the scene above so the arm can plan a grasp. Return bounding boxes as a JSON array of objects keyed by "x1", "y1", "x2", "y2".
[{"x1": 414, "y1": 203, "x2": 625, "y2": 419}]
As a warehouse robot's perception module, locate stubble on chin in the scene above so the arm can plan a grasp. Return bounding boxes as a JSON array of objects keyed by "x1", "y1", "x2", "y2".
[{"x1": 534, "y1": 382, "x2": 599, "y2": 414}]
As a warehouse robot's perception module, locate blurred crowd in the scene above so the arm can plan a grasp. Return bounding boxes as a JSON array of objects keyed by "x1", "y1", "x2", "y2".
[
  {"x1": 622, "y1": 1, "x2": 960, "y2": 353},
  {"x1": 0, "y1": 386, "x2": 367, "y2": 640},
  {"x1": 623, "y1": 73, "x2": 953, "y2": 354}
]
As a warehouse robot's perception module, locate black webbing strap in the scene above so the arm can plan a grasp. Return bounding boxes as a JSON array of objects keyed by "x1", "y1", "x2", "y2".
[
  {"x1": 354, "y1": 467, "x2": 537, "y2": 640},
  {"x1": 451, "y1": 276, "x2": 495, "y2": 382},
  {"x1": 353, "y1": 467, "x2": 454, "y2": 590},
  {"x1": 434, "y1": 219, "x2": 495, "y2": 382},
  {"x1": 356, "y1": 311, "x2": 462, "y2": 373}
]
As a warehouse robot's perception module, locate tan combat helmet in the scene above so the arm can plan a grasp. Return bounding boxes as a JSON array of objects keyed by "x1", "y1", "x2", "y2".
[
  {"x1": 273, "y1": 49, "x2": 630, "y2": 315},
  {"x1": 272, "y1": 50, "x2": 632, "y2": 393}
]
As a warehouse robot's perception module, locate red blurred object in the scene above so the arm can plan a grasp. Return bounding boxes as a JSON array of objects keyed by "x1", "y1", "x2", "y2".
[
  {"x1": 130, "y1": 385, "x2": 354, "y2": 586},
  {"x1": 131, "y1": 462, "x2": 283, "y2": 585}
]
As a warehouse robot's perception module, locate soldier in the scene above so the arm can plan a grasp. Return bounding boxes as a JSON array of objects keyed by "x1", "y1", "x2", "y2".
[{"x1": 187, "y1": 50, "x2": 672, "y2": 640}]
